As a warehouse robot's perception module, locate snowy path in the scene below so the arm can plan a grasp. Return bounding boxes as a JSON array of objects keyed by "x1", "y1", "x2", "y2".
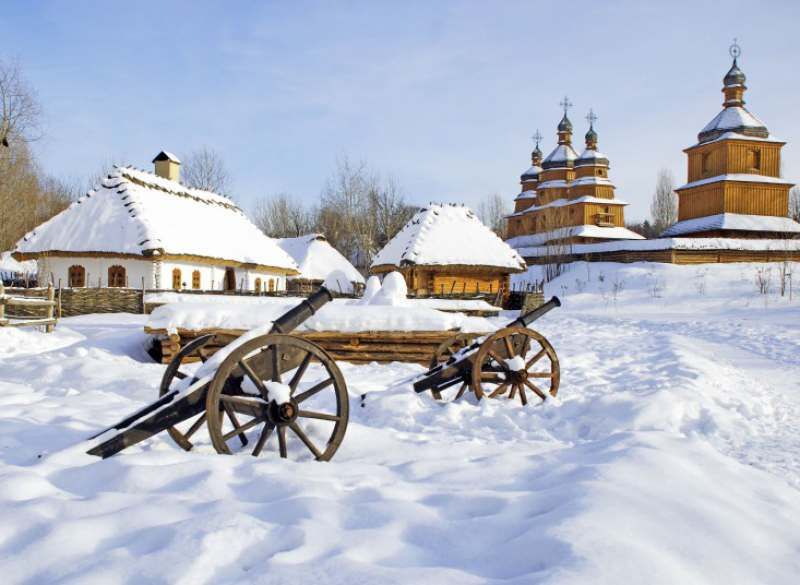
[{"x1": 1, "y1": 284, "x2": 800, "y2": 583}]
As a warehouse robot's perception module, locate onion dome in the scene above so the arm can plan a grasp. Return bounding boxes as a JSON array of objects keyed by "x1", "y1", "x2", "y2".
[
  {"x1": 724, "y1": 59, "x2": 746, "y2": 87},
  {"x1": 557, "y1": 113, "x2": 572, "y2": 133},
  {"x1": 585, "y1": 125, "x2": 598, "y2": 147}
]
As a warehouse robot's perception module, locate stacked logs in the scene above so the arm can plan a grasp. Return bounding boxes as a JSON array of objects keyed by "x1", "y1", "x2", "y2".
[{"x1": 147, "y1": 327, "x2": 471, "y2": 366}]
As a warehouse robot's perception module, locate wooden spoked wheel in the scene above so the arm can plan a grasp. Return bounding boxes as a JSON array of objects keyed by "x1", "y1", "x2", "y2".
[
  {"x1": 158, "y1": 334, "x2": 218, "y2": 451},
  {"x1": 205, "y1": 334, "x2": 349, "y2": 460},
  {"x1": 469, "y1": 326, "x2": 560, "y2": 405},
  {"x1": 428, "y1": 332, "x2": 480, "y2": 400}
]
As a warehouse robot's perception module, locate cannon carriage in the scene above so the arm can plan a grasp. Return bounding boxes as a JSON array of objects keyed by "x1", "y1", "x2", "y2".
[{"x1": 87, "y1": 289, "x2": 561, "y2": 462}]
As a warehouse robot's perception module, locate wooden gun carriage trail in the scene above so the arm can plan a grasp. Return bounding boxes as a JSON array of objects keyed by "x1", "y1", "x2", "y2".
[{"x1": 86, "y1": 288, "x2": 561, "y2": 462}]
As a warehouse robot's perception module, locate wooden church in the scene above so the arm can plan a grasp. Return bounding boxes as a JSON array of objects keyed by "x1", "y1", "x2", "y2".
[
  {"x1": 662, "y1": 42, "x2": 800, "y2": 238},
  {"x1": 505, "y1": 102, "x2": 643, "y2": 246}
]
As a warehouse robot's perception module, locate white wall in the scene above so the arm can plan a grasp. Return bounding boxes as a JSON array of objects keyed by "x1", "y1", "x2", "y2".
[
  {"x1": 38, "y1": 256, "x2": 287, "y2": 292},
  {"x1": 39, "y1": 257, "x2": 155, "y2": 288}
]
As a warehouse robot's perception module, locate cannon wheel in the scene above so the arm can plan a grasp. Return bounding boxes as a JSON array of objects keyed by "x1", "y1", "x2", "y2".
[
  {"x1": 469, "y1": 326, "x2": 560, "y2": 405},
  {"x1": 158, "y1": 334, "x2": 219, "y2": 451},
  {"x1": 205, "y1": 334, "x2": 349, "y2": 460},
  {"x1": 428, "y1": 332, "x2": 480, "y2": 400}
]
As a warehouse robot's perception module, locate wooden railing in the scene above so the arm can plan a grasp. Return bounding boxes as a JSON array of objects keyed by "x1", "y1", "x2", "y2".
[
  {"x1": 0, "y1": 283, "x2": 57, "y2": 332},
  {"x1": 594, "y1": 212, "x2": 615, "y2": 227}
]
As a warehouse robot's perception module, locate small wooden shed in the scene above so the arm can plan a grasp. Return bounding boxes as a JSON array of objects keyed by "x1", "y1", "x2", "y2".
[{"x1": 370, "y1": 203, "x2": 526, "y2": 296}]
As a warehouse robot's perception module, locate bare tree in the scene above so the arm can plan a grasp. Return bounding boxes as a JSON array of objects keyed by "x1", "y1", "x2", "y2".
[
  {"x1": 0, "y1": 59, "x2": 42, "y2": 148},
  {"x1": 181, "y1": 147, "x2": 232, "y2": 195},
  {"x1": 650, "y1": 168, "x2": 678, "y2": 234},
  {"x1": 252, "y1": 193, "x2": 313, "y2": 238},
  {"x1": 476, "y1": 193, "x2": 510, "y2": 238},
  {"x1": 789, "y1": 186, "x2": 800, "y2": 222}
]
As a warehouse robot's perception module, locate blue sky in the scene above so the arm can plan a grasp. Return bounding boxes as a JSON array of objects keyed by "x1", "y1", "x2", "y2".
[{"x1": 2, "y1": 1, "x2": 799, "y2": 220}]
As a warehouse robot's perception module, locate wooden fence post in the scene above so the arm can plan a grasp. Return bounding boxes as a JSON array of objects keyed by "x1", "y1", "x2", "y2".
[
  {"x1": 0, "y1": 282, "x2": 5, "y2": 324},
  {"x1": 45, "y1": 283, "x2": 55, "y2": 333}
]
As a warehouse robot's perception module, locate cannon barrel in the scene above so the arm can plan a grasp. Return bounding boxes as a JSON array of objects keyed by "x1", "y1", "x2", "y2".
[
  {"x1": 508, "y1": 296, "x2": 561, "y2": 329},
  {"x1": 269, "y1": 287, "x2": 333, "y2": 334},
  {"x1": 87, "y1": 287, "x2": 337, "y2": 458},
  {"x1": 412, "y1": 296, "x2": 561, "y2": 395}
]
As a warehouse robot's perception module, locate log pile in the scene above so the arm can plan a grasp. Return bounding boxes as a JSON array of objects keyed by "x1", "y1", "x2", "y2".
[{"x1": 146, "y1": 326, "x2": 476, "y2": 365}]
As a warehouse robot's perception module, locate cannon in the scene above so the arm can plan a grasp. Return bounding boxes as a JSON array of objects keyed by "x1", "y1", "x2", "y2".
[
  {"x1": 86, "y1": 288, "x2": 562, "y2": 462},
  {"x1": 415, "y1": 297, "x2": 561, "y2": 404},
  {"x1": 87, "y1": 286, "x2": 349, "y2": 461}
]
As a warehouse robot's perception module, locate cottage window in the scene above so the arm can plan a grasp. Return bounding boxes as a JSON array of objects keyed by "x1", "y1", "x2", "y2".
[
  {"x1": 192, "y1": 270, "x2": 201, "y2": 289},
  {"x1": 172, "y1": 268, "x2": 182, "y2": 290},
  {"x1": 108, "y1": 265, "x2": 126, "y2": 287},
  {"x1": 254, "y1": 277, "x2": 262, "y2": 293},
  {"x1": 268, "y1": 278, "x2": 275, "y2": 293},
  {"x1": 68, "y1": 265, "x2": 85, "y2": 287}
]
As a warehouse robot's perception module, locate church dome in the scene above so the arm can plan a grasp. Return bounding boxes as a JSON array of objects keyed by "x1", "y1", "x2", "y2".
[
  {"x1": 724, "y1": 60, "x2": 746, "y2": 87},
  {"x1": 557, "y1": 114, "x2": 572, "y2": 133}
]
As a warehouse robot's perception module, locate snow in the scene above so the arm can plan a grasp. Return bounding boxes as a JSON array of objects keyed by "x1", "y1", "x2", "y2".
[
  {"x1": 0, "y1": 250, "x2": 36, "y2": 276},
  {"x1": 520, "y1": 165, "x2": 542, "y2": 178},
  {"x1": 264, "y1": 381, "x2": 292, "y2": 405},
  {"x1": 368, "y1": 271, "x2": 408, "y2": 306},
  {"x1": 370, "y1": 204, "x2": 526, "y2": 271},
  {"x1": 542, "y1": 143, "x2": 579, "y2": 166},
  {"x1": 690, "y1": 130, "x2": 785, "y2": 147},
  {"x1": 360, "y1": 275, "x2": 381, "y2": 304},
  {"x1": 514, "y1": 190, "x2": 537, "y2": 200},
  {"x1": 507, "y1": 225, "x2": 645, "y2": 249},
  {"x1": 14, "y1": 166, "x2": 298, "y2": 272},
  {"x1": 661, "y1": 213, "x2": 800, "y2": 237},
  {"x1": 569, "y1": 176, "x2": 615, "y2": 187},
  {"x1": 699, "y1": 106, "x2": 767, "y2": 137},
  {"x1": 1, "y1": 262, "x2": 800, "y2": 582},
  {"x1": 512, "y1": 234, "x2": 800, "y2": 257},
  {"x1": 677, "y1": 172, "x2": 793, "y2": 191},
  {"x1": 513, "y1": 195, "x2": 628, "y2": 214},
  {"x1": 146, "y1": 296, "x2": 496, "y2": 334},
  {"x1": 575, "y1": 148, "x2": 608, "y2": 163},
  {"x1": 277, "y1": 234, "x2": 364, "y2": 284},
  {"x1": 536, "y1": 179, "x2": 570, "y2": 190}
]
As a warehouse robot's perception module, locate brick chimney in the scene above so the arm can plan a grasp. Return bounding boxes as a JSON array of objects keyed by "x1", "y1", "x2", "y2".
[{"x1": 152, "y1": 151, "x2": 181, "y2": 182}]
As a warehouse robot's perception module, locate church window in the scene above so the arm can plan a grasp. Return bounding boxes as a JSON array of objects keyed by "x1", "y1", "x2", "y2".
[
  {"x1": 701, "y1": 152, "x2": 712, "y2": 175},
  {"x1": 107, "y1": 265, "x2": 126, "y2": 287},
  {"x1": 746, "y1": 149, "x2": 761, "y2": 172},
  {"x1": 192, "y1": 270, "x2": 201, "y2": 289},
  {"x1": 68, "y1": 265, "x2": 86, "y2": 287},
  {"x1": 172, "y1": 268, "x2": 182, "y2": 290}
]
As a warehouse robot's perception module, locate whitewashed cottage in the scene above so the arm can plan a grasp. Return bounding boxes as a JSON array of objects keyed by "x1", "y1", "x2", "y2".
[
  {"x1": 277, "y1": 233, "x2": 365, "y2": 293},
  {"x1": 13, "y1": 152, "x2": 299, "y2": 291}
]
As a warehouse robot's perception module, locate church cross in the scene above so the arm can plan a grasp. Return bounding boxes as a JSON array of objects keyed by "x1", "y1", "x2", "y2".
[
  {"x1": 531, "y1": 129, "x2": 542, "y2": 147},
  {"x1": 585, "y1": 109, "x2": 598, "y2": 127},
  {"x1": 560, "y1": 96, "x2": 573, "y2": 116}
]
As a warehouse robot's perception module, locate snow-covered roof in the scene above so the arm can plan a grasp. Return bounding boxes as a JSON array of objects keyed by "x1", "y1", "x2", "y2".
[
  {"x1": 0, "y1": 251, "x2": 36, "y2": 275},
  {"x1": 513, "y1": 196, "x2": 628, "y2": 215},
  {"x1": 689, "y1": 131, "x2": 785, "y2": 148},
  {"x1": 677, "y1": 173, "x2": 793, "y2": 191},
  {"x1": 698, "y1": 106, "x2": 768, "y2": 143},
  {"x1": 571, "y1": 176, "x2": 616, "y2": 187},
  {"x1": 538, "y1": 179, "x2": 571, "y2": 190},
  {"x1": 515, "y1": 190, "x2": 537, "y2": 200},
  {"x1": 575, "y1": 149, "x2": 609, "y2": 165},
  {"x1": 515, "y1": 236, "x2": 800, "y2": 257},
  {"x1": 661, "y1": 213, "x2": 800, "y2": 237},
  {"x1": 277, "y1": 234, "x2": 365, "y2": 284},
  {"x1": 152, "y1": 151, "x2": 181, "y2": 164},
  {"x1": 542, "y1": 144, "x2": 579, "y2": 168},
  {"x1": 371, "y1": 203, "x2": 526, "y2": 272},
  {"x1": 521, "y1": 165, "x2": 542, "y2": 179},
  {"x1": 507, "y1": 225, "x2": 645, "y2": 248},
  {"x1": 14, "y1": 166, "x2": 299, "y2": 273}
]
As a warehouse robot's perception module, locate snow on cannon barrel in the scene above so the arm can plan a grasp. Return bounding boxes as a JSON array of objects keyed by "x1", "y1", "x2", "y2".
[
  {"x1": 415, "y1": 296, "x2": 561, "y2": 404},
  {"x1": 86, "y1": 276, "x2": 353, "y2": 460}
]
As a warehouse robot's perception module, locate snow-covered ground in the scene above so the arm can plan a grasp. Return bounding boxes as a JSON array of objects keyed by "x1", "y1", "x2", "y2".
[{"x1": 1, "y1": 261, "x2": 799, "y2": 584}]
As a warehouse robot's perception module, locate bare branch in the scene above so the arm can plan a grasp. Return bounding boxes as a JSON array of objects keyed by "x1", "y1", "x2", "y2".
[{"x1": 181, "y1": 147, "x2": 232, "y2": 196}]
